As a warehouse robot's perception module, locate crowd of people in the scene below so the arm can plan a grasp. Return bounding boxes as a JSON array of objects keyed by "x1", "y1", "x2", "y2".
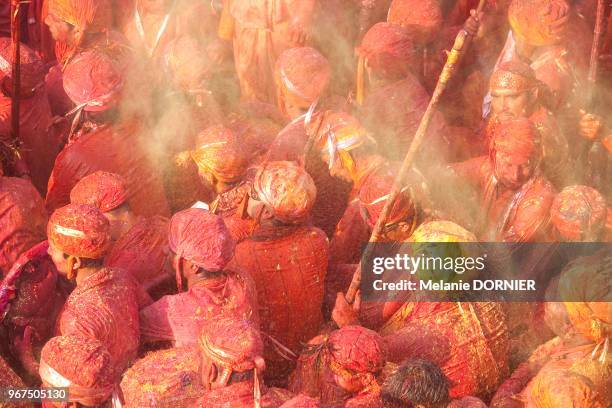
[{"x1": 0, "y1": 0, "x2": 610, "y2": 406}]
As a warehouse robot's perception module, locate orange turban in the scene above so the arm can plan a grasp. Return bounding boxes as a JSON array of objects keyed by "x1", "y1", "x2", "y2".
[
  {"x1": 508, "y1": 0, "x2": 569, "y2": 46},
  {"x1": 63, "y1": 49, "x2": 123, "y2": 112},
  {"x1": 358, "y1": 163, "x2": 415, "y2": 229},
  {"x1": 253, "y1": 161, "x2": 317, "y2": 224},
  {"x1": 48, "y1": 204, "x2": 111, "y2": 259},
  {"x1": 168, "y1": 208, "x2": 235, "y2": 272},
  {"x1": 47, "y1": 0, "x2": 113, "y2": 33},
  {"x1": 190, "y1": 125, "x2": 249, "y2": 183},
  {"x1": 358, "y1": 22, "x2": 417, "y2": 81},
  {"x1": 491, "y1": 118, "x2": 541, "y2": 164},
  {"x1": 274, "y1": 47, "x2": 331, "y2": 104},
  {"x1": 326, "y1": 325, "x2": 386, "y2": 375},
  {"x1": 40, "y1": 335, "x2": 115, "y2": 407},
  {"x1": 387, "y1": 0, "x2": 443, "y2": 45},
  {"x1": 529, "y1": 370, "x2": 606, "y2": 408},
  {"x1": 489, "y1": 60, "x2": 538, "y2": 94},
  {"x1": 0, "y1": 38, "x2": 45, "y2": 96},
  {"x1": 70, "y1": 171, "x2": 128, "y2": 213},
  {"x1": 551, "y1": 185, "x2": 607, "y2": 241}
]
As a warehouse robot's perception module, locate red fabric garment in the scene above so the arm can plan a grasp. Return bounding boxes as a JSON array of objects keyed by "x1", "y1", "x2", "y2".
[
  {"x1": 0, "y1": 38, "x2": 46, "y2": 96},
  {"x1": 56, "y1": 267, "x2": 141, "y2": 373},
  {"x1": 45, "y1": 119, "x2": 171, "y2": 218},
  {"x1": 119, "y1": 346, "x2": 203, "y2": 408},
  {"x1": 358, "y1": 76, "x2": 448, "y2": 162},
  {"x1": 70, "y1": 170, "x2": 128, "y2": 212},
  {"x1": 227, "y1": 0, "x2": 316, "y2": 102},
  {"x1": 0, "y1": 91, "x2": 63, "y2": 195},
  {"x1": 266, "y1": 117, "x2": 353, "y2": 237},
  {"x1": 48, "y1": 203, "x2": 111, "y2": 259},
  {"x1": 104, "y1": 216, "x2": 170, "y2": 292},
  {"x1": 39, "y1": 335, "x2": 116, "y2": 406},
  {"x1": 168, "y1": 208, "x2": 235, "y2": 271},
  {"x1": 139, "y1": 269, "x2": 258, "y2": 347},
  {"x1": 231, "y1": 225, "x2": 328, "y2": 380},
  {"x1": 447, "y1": 396, "x2": 488, "y2": 408},
  {"x1": 45, "y1": 64, "x2": 75, "y2": 116},
  {"x1": 344, "y1": 392, "x2": 384, "y2": 408},
  {"x1": 280, "y1": 394, "x2": 320, "y2": 408},
  {"x1": 192, "y1": 380, "x2": 293, "y2": 407},
  {"x1": 381, "y1": 302, "x2": 509, "y2": 399},
  {"x1": 328, "y1": 200, "x2": 369, "y2": 267},
  {"x1": 0, "y1": 177, "x2": 47, "y2": 277},
  {"x1": 0, "y1": 356, "x2": 32, "y2": 408}
]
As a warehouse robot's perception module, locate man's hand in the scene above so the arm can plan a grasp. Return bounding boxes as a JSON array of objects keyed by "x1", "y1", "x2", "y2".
[
  {"x1": 464, "y1": 9, "x2": 484, "y2": 37},
  {"x1": 332, "y1": 291, "x2": 361, "y2": 328},
  {"x1": 579, "y1": 110, "x2": 603, "y2": 141}
]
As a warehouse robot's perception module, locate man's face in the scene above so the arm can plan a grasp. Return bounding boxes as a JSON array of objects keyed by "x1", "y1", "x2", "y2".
[
  {"x1": 334, "y1": 372, "x2": 365, "y2": 394},
  {"x1": 47, "y1": 243, "x2": 69, "y2": 276},
  {"x1": 322, "y1": 151, "x2": 352, "y2": 183},
  {"x1": 44, "y1": 12, "x2": 74, "y2": 43},
  {"x1": 491, "y1": 89, "x2": 531, "y2": 121},
  {"x1": 494, "y1": 152, "x2": 535, "y2": 190}
]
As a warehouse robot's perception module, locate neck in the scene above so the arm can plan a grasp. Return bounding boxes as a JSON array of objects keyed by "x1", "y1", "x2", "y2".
[{"x1": 75, "y1": 265, "x2": 103, "y2": 286}]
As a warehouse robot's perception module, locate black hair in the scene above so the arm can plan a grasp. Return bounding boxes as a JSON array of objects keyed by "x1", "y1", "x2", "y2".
[{"x1": 381, "y1": 359, "x2": 450, "y2": 408}]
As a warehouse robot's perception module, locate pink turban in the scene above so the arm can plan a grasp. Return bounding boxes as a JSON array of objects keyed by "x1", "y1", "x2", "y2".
[
  {"x1": 70, "y1": 171, "x2": 128, "y2": 213},
  {"x1": 168, "y1": 208, "x2": 235, "y2": 271}
]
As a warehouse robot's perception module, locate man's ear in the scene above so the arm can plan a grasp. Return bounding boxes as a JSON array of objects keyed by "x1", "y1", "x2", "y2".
[{"x1": 73, "y1": 257, "x2": 82, "y2": 270}]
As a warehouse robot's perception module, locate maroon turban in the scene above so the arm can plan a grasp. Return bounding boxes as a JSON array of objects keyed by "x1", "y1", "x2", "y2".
[
  {"x1": 168, "y1": 208, "x2": 235, "y2": 271},
  {"x1": 63, "y1": 49, "x2": 123, "y2": 112},
  {"x1": 47, "y1": 204, "x2": 111, "y2": 259},
  {"x1": 70, "y1": 171, "x2": 128, "y2": 213}
]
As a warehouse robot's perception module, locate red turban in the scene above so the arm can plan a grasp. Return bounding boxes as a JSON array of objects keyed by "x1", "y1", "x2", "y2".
[
  {"x1": 326, "y1": 325, "x2": 386, "y2": 375},
  {"x1": 551, "y1": 185, "x2": 607, "y2": 241},
  {"x1": 358, "y1": 22, "x2": 417, "y2": 81},
  {"x1": 491, "y1": 118, "x2": 541, "y2": 164},
  {"x1": 274, "y1": 47, "x2": 331, "y2": 103},
  {"x1": 387, "y1": 0, "x2": 443, "y2": 45},
  {"x1": 489, "y1": 60, "x2": 538, "y2": 94},
  {"x1": 253, "y1": 161, "x2": 317, "y2": 224},
  {"x1": 358, "y1": 163, "x2": 414, "y2": 228},
  {"x1": 47, "y1": 204, "x2": 111, "y2": 259},
  {"x1": 40, "y1": 335, "x2": 115, "y2": 407},
  {"x1": 63, "y1": 49, "x2": 123, "y2": 112},
  {"x1": 168, "y1": 208, "x2": 235, "y2": 271},
  {"x1": 70, "y1": 171, "x2": 128, "y2": 213},
  {"x1": 199, "y1": 315, "x2": 265, "y2": 373},
  {"x1": 47, "y1": 0, "x2": 113, "y2": 33},
  {"x1": 190, "y1": 125, "x2": 249, "y2": 183},
  {"x1": 0, "y1": 38, "x2": 45, "y2": 96},
  {"x1": 509, "y1": 0, "x2": 569, "y2": 46},
  {"x1": 164, "y1": 34, "x2": 210, "y2": 92}
]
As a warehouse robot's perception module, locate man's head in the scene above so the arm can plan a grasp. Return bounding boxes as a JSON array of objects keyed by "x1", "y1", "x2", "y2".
[
  {"x1": 308, "y1": 111, "x2": 373, "y2": 184},
  {"x1": 198, "y1": 315, "x2": 265, "y2": 389},
  {"x1": 551, "y1": 185, "x2": 607, "y2": 241},
  {"x1": 381, "y1": 359, "x2": 450, "y2": 408},
  {"x1": 167, "y1": 208, "x2": 235, "y2": 288},
  {"x1": 63, "y1": 49, "x2": 124, "y2": 115},
  {"x1": 387, "y1": 0, "x2": 444, "y2": 46},
  {"x1": 47, "y1": 204, "x2": 111, "y2": 278},
  {"x1": 191, "y1": 125, "x2": 249, "y2": 195},
  {"x1": 489, "y1": 60, "x2": 539, "y2": 121},
  {"x1": 70, "y1": 171, "x2": 137, "y2": 240},
  {"x1": 508, "y1": 0, "x2": 569, "y2": 48},
  {"x1": 45, "y1": 0, "x2": 113, "y2": 45},
  {"x1": 274, "y1": 47, "x2": 330, "y2": 119},
  {"x1": 248, "y1": 161, "x2": 317, "y2": 225},
  {"x1": 325, "y1": 325, "x2": 386, "y2": 395},
  {"x1": 491, "y1": 118, "x2": 541, "y2": 190},
  {"x1": 40, "y1": 335, "x2": 115, "y2": 407},
  {"x1": 357, "y1": 22, "x2": 419, "y2": 90}
]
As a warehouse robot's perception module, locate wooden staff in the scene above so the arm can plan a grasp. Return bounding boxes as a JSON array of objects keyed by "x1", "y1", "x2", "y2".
[
  {"x1": 586, "y1": 0, "x2": 606, "y2": 106},
  {"x1": 10, "y1": 0, "x2": 21, "y2": 148},
  {"x1": 345, "y1": 0, "x2": 487, "y2": 303}
]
